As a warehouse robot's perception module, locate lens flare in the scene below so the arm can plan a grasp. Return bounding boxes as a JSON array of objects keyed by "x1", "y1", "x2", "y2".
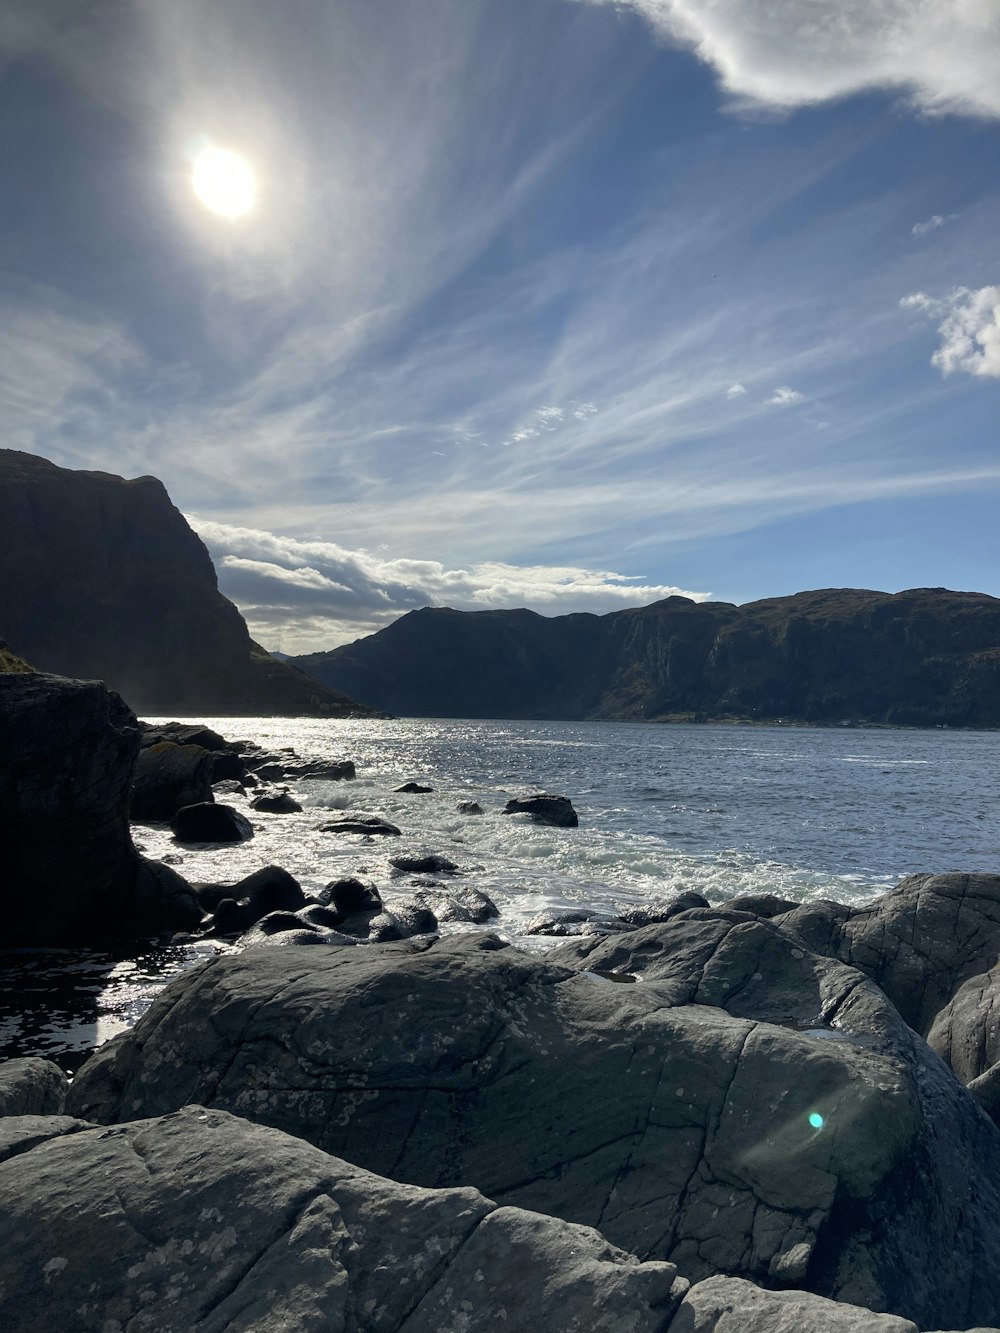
[
  {"x1": 808, "y1": 1112, "x2": 825, "y2": 1130},
  {"x1": 191, "y1": 146, "x2": 255, "y2": 219}
]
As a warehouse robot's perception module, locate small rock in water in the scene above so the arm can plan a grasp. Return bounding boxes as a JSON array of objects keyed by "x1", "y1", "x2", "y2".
[
  {"x1": 525, "y1": 909, "x2": 605, "y2": 937},
  {"x1": 395, "y1": 781, "x2": 433, "y2": 794},
  {"x1": 250, "y1": 790, "x2": 303, "y2": 814},
  {"x1": 390, "y1": 853, "x2": 458, "y2": 875},
  {"x1": 457, "y1": 800, "x2": 484, "y2": 815},
  {"x1": 319, "y1": 815, "x2": 402, "y2": 838},
  {"x1": 170, "y1": 802, "x2": 253, "y2": 844},
  {"x1": 317, "y1": 878, "x2": 383, "y2": 915},
  {"x1": 503, "y1": 794, "x2": 578, "y2": 828}
]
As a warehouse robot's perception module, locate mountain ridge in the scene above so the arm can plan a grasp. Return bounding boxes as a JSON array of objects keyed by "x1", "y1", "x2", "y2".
[
  {"x1": 294, "y1": 586, "x2": 1000, "y2": 726},
  {"x1": 0, "y1": 450, "x2": 367, "y2": 716}
]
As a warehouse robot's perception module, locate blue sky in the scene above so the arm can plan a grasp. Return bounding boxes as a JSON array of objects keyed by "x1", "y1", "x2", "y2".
[{"x1": 1, "y1": 0, "x2": 998, "y2": 651}]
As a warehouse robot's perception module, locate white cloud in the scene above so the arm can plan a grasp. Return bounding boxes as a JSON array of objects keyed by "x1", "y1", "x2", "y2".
[
  {"x1": 902, "y1": 286, "x2": 1000, "y2": 378},
  {"x1": 191, "y1": 517, "x2": 711, "y2": 652},
  {"x1": 585, "y1": 1, "x2": 1000, "y2": 118},
  {"x1": 768, "y1": 386, "x2": 804, "y2": 406},
  {"x1": 725, "y1": 383, "x2": 747, "y2": 399},
  {"x1": 932, "y1": 287, "x2": 1000, "y2": 379},
  {"x1": 912, "y1": 213, "x2": 957, "y2": 238}
]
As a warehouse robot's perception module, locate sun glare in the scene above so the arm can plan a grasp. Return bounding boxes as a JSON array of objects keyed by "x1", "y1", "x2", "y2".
[{"x1": 191, "y1": 146, "x2": 255, "y2": 219}]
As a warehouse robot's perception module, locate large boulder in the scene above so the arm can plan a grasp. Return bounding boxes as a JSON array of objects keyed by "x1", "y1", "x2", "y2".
[
  {"x1": 170, "y1": 802, "x2": 253, "y2": 844},
  {"x1": 130, "y1": 740, "x2": 216, "y2": 820},
  {"x1": 0, "y1": 1106, "x2": 687, "y2": 1333},
  {"x1": 0, "y1": 1059, "x2": 67, "y2": 1116},
  {"x1": 775, "y1": 873, "x2": 1000, "y2": 1035},
  {"x1": 67, "y1": 924, "x2": 1000, "y2": 1328},
  {"x1": 0, "y1": 673, "x2": 201, "y2": 943}
]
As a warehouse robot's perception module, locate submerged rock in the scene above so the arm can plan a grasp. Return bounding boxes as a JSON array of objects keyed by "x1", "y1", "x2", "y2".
[
  {"x1": 395, "y1": 781, "x2": 433, "y2": 793},
  {"x1": 457, "y1": 799, "x2": 484, "y2": 814},
  {"x1": 503, "y1": 793, "x2": 579, "y2": 827},
  {"x1": 319, "y1": 814, "x2": 402, "y2": 837}
]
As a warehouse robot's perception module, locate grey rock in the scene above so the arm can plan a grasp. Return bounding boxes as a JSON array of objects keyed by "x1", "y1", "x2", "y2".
[
  {"x1": 776, "y1": 873, "x2": 1000, "y2": 1034},
  {"x1": 503, "y1": 792, "x2": 579, "y2": 827},
  {"x1": 0, "y1": 1106, "x2": 686, "y2": 1333},
  {"x1": 67, "y1": 923, "x2": 1000, "y2": 1327},
  {"x1": 525, "y1": 908, "x2": 605, "y2": 937},
  {"x1": 170, "y1": 801, "x2": 254, "y2": 844},
  {"x1": 130, "y1": 740, "x2": 216, "y2": 821},
  {"x1": 928, "y1": 961, "x2": 1000, "y2": 1084},
  {"x1": 669, "y1": 1275, "x2": 919, "y2": 1331},
  {"x1": 210, "y1": 777, "x2": 245, "y2": 795},
  {"x1": 616, "y1": 892, "x2": 710, "y2": 928},
  {"x1": 407, "y1": 885, "x2": 500, "y2": 924},
  {"x1": 720, "y1": 893, "x2": 800, "y2": 919},
  {"x1": 395, "y1": 781, "x2": 433, "y2": 793},
  {"x1": 456, "y1": 799, "x2": 484, "y2": 814},
  {"x1": 0, "y1": 1059, "x2": 68, "y2": 1116},
  {"x1": 0, "y1": 1115, "x2": 92, "y2": 1163}
]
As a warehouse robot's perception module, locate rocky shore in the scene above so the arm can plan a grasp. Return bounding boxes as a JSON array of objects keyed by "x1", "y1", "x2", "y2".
[{"x1": 3, "y1": 672, "x2": 1000, "y2": 1330}]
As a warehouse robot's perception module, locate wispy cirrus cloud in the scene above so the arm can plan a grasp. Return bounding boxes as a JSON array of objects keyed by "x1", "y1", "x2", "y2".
[{"x1": 583, "y1": 0, "x2": 1000, "y2": 118}]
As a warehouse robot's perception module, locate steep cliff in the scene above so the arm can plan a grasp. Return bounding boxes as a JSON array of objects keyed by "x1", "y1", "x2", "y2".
[
  {"x1": 295, "y1": 588, "x2": 1000, "y2": 726},
  {"x1": 0, "y1": 451, "x2": 365, "y2": 715}
]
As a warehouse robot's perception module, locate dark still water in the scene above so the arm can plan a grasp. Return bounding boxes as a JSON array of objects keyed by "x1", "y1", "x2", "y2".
[{"x1": 4, "y1": 718, "x2": 999, "y2": 1071}]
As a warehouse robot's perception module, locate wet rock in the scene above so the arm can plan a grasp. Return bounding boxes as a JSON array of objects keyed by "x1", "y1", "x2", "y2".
[
  {"x1": 250, "y1": 790, "x2": 303, "y2": 814},
  {"x1": 170, "y1": 802, "x2": 253, "y2": 844},
  {"x1": 0, "y1": 1106, "x2": 686, "y2": 1333},
  {"x1": 251, "y1": 756, "x2": 356, "y2": 782},
  {"x1": 0, "y1": 1059, "x2": 68, "y2": 1116},
  {"x1": 390, "y1": 852, "x2": 458, "y2": 875},
  {"x1": 319, "y1": 814, "x2": 402, "y2": 837},
  {"x1": 395, "y1": 781, "x2": 433, "y2": 793},
  {"x1": 130, "y1": 740, "x2": 216, "y2": 821},
  {"x1": 297, "y1": 904, "x2": 344, "y2": 929},
  {"x1": 317, "y1": 877, "x2": 382, "y2": 915},
  {"x1": 66, "y1": 926, "x2": 1000, "y2": 1328},
  {"x1": 457, "y1": 799, "x2": 484, "y2": 814},
  {"x1": 211, "y1": 778, "x2": 245, "y2": 796},
  {"x1": 408, "y1": 885, "x2": 500, "y2": 924},
  {"x1": 616, "y1": 892, "x2": 710, "y2": 928},
  {"x1": 198, "y1": 866, "x2": 305, "y2": 934},
  {"x1": 503, "y1": 793, "x2": 579, "y2": 827},
  {"x1": 525, "y1": 909, "x2": 606, "y2": 937},
  {"x1": 139, "y1": 722, "x2": 232, "y2": 752}
]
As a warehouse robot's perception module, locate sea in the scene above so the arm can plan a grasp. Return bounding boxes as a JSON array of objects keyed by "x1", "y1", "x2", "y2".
[{"x1": 3, "y1": 716, "x2": 999, "y2": 1073}]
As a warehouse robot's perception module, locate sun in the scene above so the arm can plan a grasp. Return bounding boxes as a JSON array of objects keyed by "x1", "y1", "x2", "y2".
[{"x1": 191, "y1": 146, "x2": 256, "y2": 219}]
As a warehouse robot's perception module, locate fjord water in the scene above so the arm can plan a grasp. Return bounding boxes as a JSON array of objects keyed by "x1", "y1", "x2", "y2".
[{"x1": 3, "y1": 717, "x2": 999, "y2": 1070}]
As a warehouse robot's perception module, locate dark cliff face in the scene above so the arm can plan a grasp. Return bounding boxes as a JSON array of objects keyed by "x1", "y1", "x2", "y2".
[
  {"x1": 0, "y1": 451, "x2": 365, "y2": 715},
  {"x1": 295, "y1": 588, "x2": 1000, "y2": 726}
]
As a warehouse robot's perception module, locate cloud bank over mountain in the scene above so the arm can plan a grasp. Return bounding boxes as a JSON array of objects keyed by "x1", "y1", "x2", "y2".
[{"x1": 193, "y1": 518, "x2": 711, "y2": 652}]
